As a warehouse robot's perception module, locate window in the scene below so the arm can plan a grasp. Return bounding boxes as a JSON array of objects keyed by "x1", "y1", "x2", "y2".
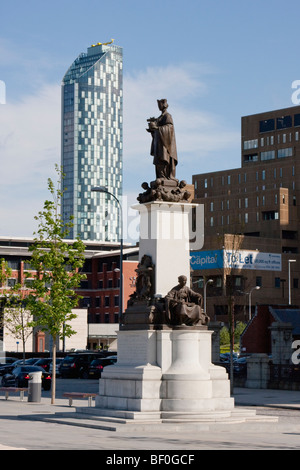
[
  {"x1": 105, "y1": 296, "x2": 110, "y2": 307},
  {"x1": 114, "y1": 295, "x2": 119, "y2": 306},
  {"x1": 275, "y1": 277, "x2": 281, "y2": 288},
  {"x1": 261, "y1": 150, "x2": 275, "y2": 161},
  {"x1": 244, "y1": 153, "x2": 258, "y2": 163},
  {"x1": 243, "y1": 139, "x2": 258, "y2": 150},
  {"x1": 245, "y1": 213, "x2": 248, "y2": 223},
  {"x1": 259, "y1": 119, "x2": 275, "y2": 133},
  {"x1": 294, "y1": 113, "x2": 300, "y2": 127},
  {"x1": 262, "y1": 170, "x2": 266, "y2": 180},
  {"x1": 276, "y1": 115, "x2": 292, "y2": 130},
  {"x1": 262, "y1": 210, "x2": 279, "y2": 220},
  {"x1": 210, "y1": 202, "x2": 214, "y2": 212},
  {"x1": 256, "y1": 276, "x2": 262, "y2": 287},
  {"x1": 278, "y1": 148, "x2": 293, "y2": 158}
]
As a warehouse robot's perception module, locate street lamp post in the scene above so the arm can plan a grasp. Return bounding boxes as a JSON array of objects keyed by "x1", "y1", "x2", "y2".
[
  {"x1": 249, "y1": 286, "x2": 260, "y2": 321},
  {"x1": 204, "y1": 279, "x2": 213, "y2": 314},
  {"x1": 288, "y1": 259, "x2": 296, "y2": 305},
  {"x1": 92, "y1": 187, "x2": 123, "y2": 325}
]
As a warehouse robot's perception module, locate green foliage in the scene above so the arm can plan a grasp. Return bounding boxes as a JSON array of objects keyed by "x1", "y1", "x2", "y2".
[
  {"x1": 26, "y1": 165, "x2": 86, "y2": 340},
  {"x1": 220, "y1": 325, "x2": 230, "y2": 346},
  {"x1": 0, "y1": 258, "x2": 12, "y2": 288},
  {"x1": 219, "y1": 321, "x2": 247, "y2": 351}
]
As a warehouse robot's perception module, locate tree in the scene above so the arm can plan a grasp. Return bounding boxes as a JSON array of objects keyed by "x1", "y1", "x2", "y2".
[
  {"x1": 4, "y1": 282, "x2": 33, "y2": 363},
  {"x1": 27, "y1": 165, "x2": 86, "y2": 404},
  {"x1": 0, "y1": 258, "x2": 12, "y2": 352}
]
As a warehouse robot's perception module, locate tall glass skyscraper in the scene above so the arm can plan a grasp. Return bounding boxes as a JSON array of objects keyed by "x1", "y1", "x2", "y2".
[{"x1": 61, "y1": 42, "x2": 123, "y2": 242}]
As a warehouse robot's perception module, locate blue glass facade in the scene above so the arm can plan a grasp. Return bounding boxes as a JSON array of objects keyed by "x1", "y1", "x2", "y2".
[{"x1": 61, "y1": 43, "x2": 123, "y2": 241}]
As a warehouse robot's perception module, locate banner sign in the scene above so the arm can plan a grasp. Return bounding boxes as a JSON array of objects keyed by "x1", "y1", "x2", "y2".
[
  {"x1": 190, "y1": 250, "x2": 224, "y2": 270},
  {"x1": 191, "y1": 249, "x2": 281, "y2": 272}
]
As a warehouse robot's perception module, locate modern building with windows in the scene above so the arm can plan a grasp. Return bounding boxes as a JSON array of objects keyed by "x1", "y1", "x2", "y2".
[
  {"x1": 61, "y1": 41, "x2": 123, "y2": 242},
  {"x1": 0, "y1": 237, "x2": 138, "y2": 353},
  {"x1": 192, "y1": 105, "x2": 300, "y2": 322}
]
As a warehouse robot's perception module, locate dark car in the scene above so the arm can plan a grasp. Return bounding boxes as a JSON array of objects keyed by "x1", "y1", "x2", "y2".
[
  {"x1": 35, "y1": 358, "x2": 52, "y2": 372},
  {"x1": 1, "y1": 365, "x2": 52, "y2": 390},
  {"x1": 0, "y1": 359, "x2": 23, "y2": 376},
  {"x1": 60, "y1": 352, "x2": 106, "y2": 378},
  {"x1": 85, "y1": 355, "x2": 117, "y2": 379},
  {"x1": 0, "y1": 357, "x2": 18, "y2": 365}
]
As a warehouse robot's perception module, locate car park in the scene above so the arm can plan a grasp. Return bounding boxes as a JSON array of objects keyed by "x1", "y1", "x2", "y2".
[
  {"x1": 85, "y1": 355, "x2": 117, "y2": 379},
  {"x1": 60, "y1": 352, "x2": 107, "y2": 378},
  {"x1": 1, "y1": 365, "x2": 52, "y2": 390}
]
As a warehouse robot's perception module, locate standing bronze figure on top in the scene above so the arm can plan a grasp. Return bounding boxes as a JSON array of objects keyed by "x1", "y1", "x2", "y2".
[
  {"x1": 137, "y1": 99, "x2": 191, "y2": 204},
  {"x1": 147, "y1": 99, "x2": 178, "y2": 180}
]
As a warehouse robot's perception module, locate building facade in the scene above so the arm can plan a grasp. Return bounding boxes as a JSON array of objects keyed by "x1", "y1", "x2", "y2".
[
  {"x1": 61, "y1": 42, "x2": 123, "y2": 242},
  {"x1": 192, "y1": 105, "x2": 300, "y2": 322},
  {"x1": 0, "y1": 237, "x2": 138, "y2": 353}
]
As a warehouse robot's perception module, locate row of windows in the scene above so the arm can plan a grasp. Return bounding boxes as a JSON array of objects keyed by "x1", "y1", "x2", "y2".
[
  {"x1": 208, "y1": 210, "x2": 279, "y2": 227},
  {"x1": 259, "y1": 113, "x2": 300, "y2": 133},
  {"x1": 194, "y1": 275, "x2": 299, "y2": 291},
  {"x1": 244, "y1": 129, "x2": 300, "y2": 151},
  {"x1": 209, "y1": 192, "x2": 289, "y2": 213},
  {"x1": 244, "y1": 147, "x2": 293, "y2": 163},
  {"x1": 197, "y1": 164, "x2": 293, "y2": 190},
  {"x1": 81, "y1": 295, "x2": 119, "y2": 308}
]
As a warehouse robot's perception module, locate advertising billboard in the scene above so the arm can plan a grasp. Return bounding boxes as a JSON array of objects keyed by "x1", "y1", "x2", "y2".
[{"x1": 190, "y1": 249, "x2": 281, "y2": 272}]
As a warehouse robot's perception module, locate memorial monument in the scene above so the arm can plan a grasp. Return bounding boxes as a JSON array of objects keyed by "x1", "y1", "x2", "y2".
[{"x1": 83, "y1": 100, "x2": 272, "y2": 427}]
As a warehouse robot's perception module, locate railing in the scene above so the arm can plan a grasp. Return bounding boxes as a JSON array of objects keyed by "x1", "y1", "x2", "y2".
[{"x1": 270, "y1": 364, "x2": 300, "y2": 383}]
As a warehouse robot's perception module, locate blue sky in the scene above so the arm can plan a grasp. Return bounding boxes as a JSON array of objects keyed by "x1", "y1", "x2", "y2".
[{"x1": 1, "y1": 0, "x2": 300, "y2": 240}]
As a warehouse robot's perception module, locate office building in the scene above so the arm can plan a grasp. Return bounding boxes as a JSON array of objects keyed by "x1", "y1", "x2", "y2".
[
  {"x1": 0, "y1": 237, "x2": 138, "y2": 352},
  {"x1": 192, "y1": 105, "x2": 300, "y2": 322},
  {"x1": 61, "y1": 41, "x2": 123, "y2": 242}
]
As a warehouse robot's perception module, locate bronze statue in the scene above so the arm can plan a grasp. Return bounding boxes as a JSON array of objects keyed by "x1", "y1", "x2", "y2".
[
  {"x1": 130, "y1": 254, "x2": 154, "y2": 302},
  {"x1": 147, "y1": 99, "x2": 178, "y2": 180},
  {"x1": 166, "y1": 275, "x2": 210, "y2": 326}
]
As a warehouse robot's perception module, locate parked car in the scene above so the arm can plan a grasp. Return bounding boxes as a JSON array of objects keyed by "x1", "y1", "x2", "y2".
[
  {"x1": 0, "y1": 357, "x2": 18, "y2": 365},
  {"x1": 0, "y1": 360, "x2": 22, "y2": 376},
  {"x1": 60, "y1": 352, "x2": 106, "y2": 378},
  {"x1": 219, "y1": 352, "x2": 239, "y2": 362},
  {"x1": 35, "y1": 358, "x2": 52, "y2": 372},
  {"x1": 1, "y1": 365, "x2": 52, "y2": 390},
  {"x1": 49, "y1": 358, "x2": 64, "y2": 377},
  {"x1": 0, "y1": 358, "x2": 40, "y2": 376},
  {"x1": 85, "y1": 355, "x2": 117, "y2": 379}
]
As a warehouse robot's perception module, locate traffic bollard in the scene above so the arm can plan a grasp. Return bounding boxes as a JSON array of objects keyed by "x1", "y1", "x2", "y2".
[{"x1": 28, "y1": 371, "x2": 42, "y2": 402}]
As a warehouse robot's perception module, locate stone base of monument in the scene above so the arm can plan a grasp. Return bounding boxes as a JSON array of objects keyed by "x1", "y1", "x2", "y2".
[{"x1": 69, "y1": 327, "x2": 278, "y2": 429}]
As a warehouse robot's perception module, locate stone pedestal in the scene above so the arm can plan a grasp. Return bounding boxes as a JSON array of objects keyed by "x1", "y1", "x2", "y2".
[
  {"x1": 95, "y1": 327, "x2": 234, "y2": 418},
  {"x1": 133, "y1": 201, "x2": 196, "y2": 295}
]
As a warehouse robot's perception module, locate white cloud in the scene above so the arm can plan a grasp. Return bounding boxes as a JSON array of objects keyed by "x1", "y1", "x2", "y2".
[
  {"x1": 0, "y1": 83, "x2": 60, "y2": 236},
  {"x1": 0, "y1": 62, "x2": 240, "y2": 238},
  {"x1": 123, "y1": 63, "x2": 240, "y2": 192}
]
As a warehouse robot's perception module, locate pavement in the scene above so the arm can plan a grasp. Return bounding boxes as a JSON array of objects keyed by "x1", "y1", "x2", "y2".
[{"x1": 0, "y1": 385, "x2": 300, "y2": 450}]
